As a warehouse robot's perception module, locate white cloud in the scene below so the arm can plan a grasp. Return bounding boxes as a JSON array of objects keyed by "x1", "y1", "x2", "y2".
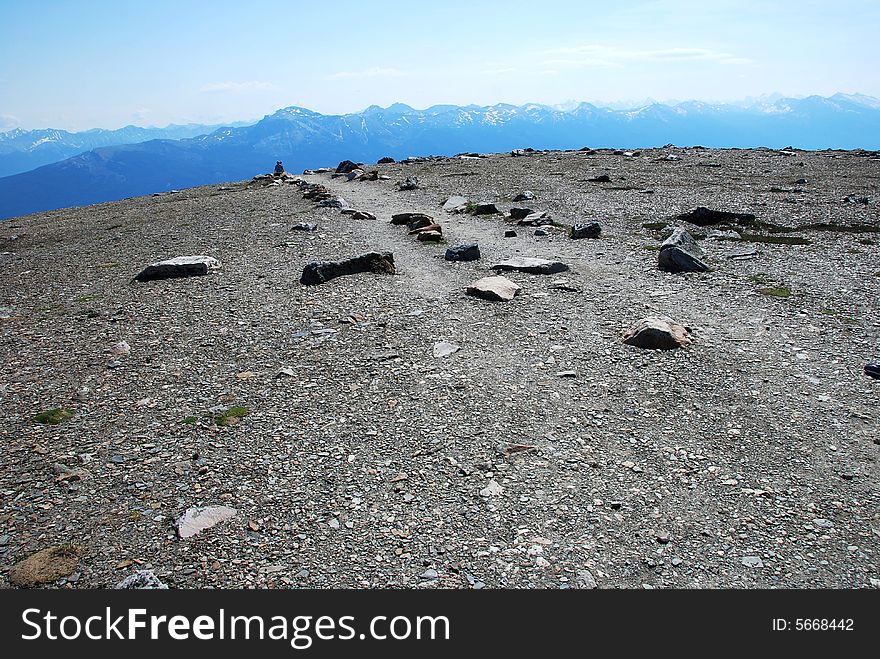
[
  {"x1": 327, "y1": 67, "x2": 403, "y2": 80},
  {"x1": 542, "y1": 44, "x2": 753, "y2": 66},
  {"x1": 0, "y1": 113, "x2": 20, "y2": 131},
  {"x1": 199, "y1": 81, "x2": 282, "y2": 93}
]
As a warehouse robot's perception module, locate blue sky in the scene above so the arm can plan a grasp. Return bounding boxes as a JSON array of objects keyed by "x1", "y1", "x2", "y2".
[{"x1": 1, "y1": 0, "x2": 878, "y2": 131}]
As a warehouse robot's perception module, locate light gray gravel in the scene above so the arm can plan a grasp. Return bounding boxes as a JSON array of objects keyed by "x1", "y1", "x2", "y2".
[{"x1": 0, "y1": 146, "x2": 878, "y2": 589}]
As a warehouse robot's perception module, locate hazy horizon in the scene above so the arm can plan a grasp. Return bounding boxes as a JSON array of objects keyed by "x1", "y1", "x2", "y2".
[{"x1": 2, "y1": 0, "x2": 878, "y2": 132}]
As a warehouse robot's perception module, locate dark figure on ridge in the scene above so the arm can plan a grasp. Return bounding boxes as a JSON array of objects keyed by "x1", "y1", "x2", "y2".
[{"x1": 274, "y1": 160, "x2": 284, "y2": 175}]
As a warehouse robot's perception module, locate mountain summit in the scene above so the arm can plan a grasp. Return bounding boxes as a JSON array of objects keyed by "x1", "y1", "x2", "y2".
[{"x1": 1, "y1": 95, "x2": 879, "y2": 220}]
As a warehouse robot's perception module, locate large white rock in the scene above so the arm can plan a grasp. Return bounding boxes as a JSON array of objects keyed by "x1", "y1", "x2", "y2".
[
  {"x1": 466, "y1": 276, "x2": 521, "y2": 301},
  {"x1": 176, "y1": 505, "x2": 237, "y2": 539},
  {"x1": 622, "y1": 315, "x2": 692, "y2": 349},
  {"x1": 134, "y1": 255, "x2": 221, "y2": 282}
]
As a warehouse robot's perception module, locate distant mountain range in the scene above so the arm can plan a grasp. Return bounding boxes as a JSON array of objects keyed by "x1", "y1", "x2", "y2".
[
  {"x1": 1, "y1": 93, "x2": 879, "y2": 220},
  {"x1": 0, "y1": 122, "x2": 254, "y2": 178}
]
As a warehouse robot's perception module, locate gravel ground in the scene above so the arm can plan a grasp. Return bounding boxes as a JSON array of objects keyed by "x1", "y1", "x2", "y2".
[{"x1": 0, "y1": 146, "x2": 878, "y2": 589}]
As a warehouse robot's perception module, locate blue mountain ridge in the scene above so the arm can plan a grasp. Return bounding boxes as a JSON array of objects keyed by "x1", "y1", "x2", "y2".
[{"x1": 0, "y1": 94, "x2": 878, "y2": 220}]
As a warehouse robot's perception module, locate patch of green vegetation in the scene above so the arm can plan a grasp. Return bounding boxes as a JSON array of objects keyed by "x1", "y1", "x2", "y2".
[
  {"x1": 874, "y1": 271, "x2": 880, "y2": 277},
  {"x1": 859, "y1": 239, "x2": 875, "y2": 245},
  {"x1": 642, "y1": 245, "x2": 660, "y2": 251},
  {"x1": 182, "y1": 416, "x2": 198, "y2": 425},
  {"x1": 819, "y1": 308, "x2": 839, "y2": 316},
  {"x1": 642, "y1": 222, "x2": 669, "y2": 231},
  {"x1": 74, "y1": 294, "x2": 100, "y2": 303},
  {"x1": 96, "y1": 261, "x2": 119, "y2": 268},
  {"x1": 33, "y1": 408, "x2": 73, "y2": 424},
  {"x1": 739, "y1": 233, "x2": 811, "y2": 246},
  {"x1": 758, "y1": 286, "x2": 792, "y2": 298},
  {"x1": 215, "y1": 405, "x2": 250, "y2": 426}
]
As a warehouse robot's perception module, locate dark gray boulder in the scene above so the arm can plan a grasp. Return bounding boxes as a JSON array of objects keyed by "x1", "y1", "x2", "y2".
[
  {"x1": 571, "y1": 223, "x2": 602, "y2": 239},
  {"x1": 445, "y1": 244, "x2": 481, "y2": 262},
  {"x1": 658, "y1": 227, "x2": 711, "y2": 272},
  {"x1": 509, "y1": 207, "x2": 534, "y2": 220},
  {"x1": 134, "y1": 256, "x2": 221, "y2": 282},
  {"x1": 677, "y1": 206, "x2": 756, "y2": 226},
  {"x1": 300, "y1": 252, "x2": 395, "y2": 285},
  {"x1": 391, "y1": 212, "x2": 432, "y2": 226},
  {"x1": 491, "y1": 257, "x2": 568, "y2": 275}
]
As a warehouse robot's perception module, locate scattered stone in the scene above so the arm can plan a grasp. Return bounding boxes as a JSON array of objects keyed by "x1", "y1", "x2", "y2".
[
  {"x1": 0, "y1": 307, "x2": 13, "y2": 319},
  {"x1": 520, "y1": 211, "x2": 552, "y2": 226},
  {"x1": 116, "y1": 570, "x2": 168, "y2": 589},
  {"x1": 378, "y1": 156, "x2": 395, "y2": 164},
  {"x1": 534, "y1": 228, "x2": 548, "y2": 237},
  {"x1": 795, "y1": 178, "x2": 808, "y2": 184},
  {"x1": 504, "y1": 229, "x2": 517, "y2": 238},
  {"x1": 706, "y1": 229, "x2": 741, "y2": 241},
  {"x1": 408, "y1": 223, "x2": 443, "y2": 235},
  {"x1": 391, "y1": 212, "x2": 432, "y2": 226},
  {"x1": 741, "y1": 556, "x2": 764, "y2": 568},
  {"x1": 513, "y1": 191, "x2": 535, "y2": 201},
  {"x1": 398, "y1": 176, "x2": 420, "y2": 191},
  {"x1": 416, "y1": 231, "x2": 443, "y2": 242},
  {"x1": 509, "y1": 208, "x2": 534, "y2": 220},
  {"x1": 176, "y1": 505, "x2": 237, "y2": 539},
  {"x1": 420, "y1": 569, "x2": 439, "y2": 581},
  {"x1": 570, "y1": 222, "x2": 602, "y2": 239},
  {"x1": 587, "y1": 174, "x2": 611, "y2": 183},
  {"x1": 292, "y1": 222, "x2": 317, "y2": 231},
  {"x1": 556, "y1": 370, "x2": 576, "y2": 378},
  {"x1": 351, "y1": 211, "x2": 376, "y2": 220},
  {"x1": 346, "y1": 169, "x2": 365, "y2": 181},
  {"x1": 469, "y1": 202, "x2": 500, "y2": 215},
  {"x1": 317, "y1": 196, "x2": 346, "y2": 208},
  {"x1": 658, "y1": 227, "x2": 711, "y2": 272},
  {"x1": 445, "y1": 244, "x2": 481, "y2": 262},
  {"x1": 466, "y1": 276, "x2": 521, "y2": 301},
  {"x1": 491, "y1": 257, "x2": 568, "y2": 275},
  {"x1": 301, "y1": 252, "x2": 396, "y2": 285},
  {"x1": 134, "y1": 255, "x2": 221, "y2": 282},
  {"x1": 479, "y1": 479, "x2": 504, "y2": 497},
  {"x1": 442, "y1": 195, "x2": 469, "y2": 212},
  {"x1": 336, "y1": 160, "x2": 360, "y2": 174},
  {"x1": 622, "y1": 315, "x2": 692, "y2": 349},
  {"x1": 433, "y1": 341, "x2": 460, "y2": 358},
  {"x1": 109, "y1": 340, "x2": 131, "y2": 356},
  {"x1": 678, "y1": 207, "x2": 756, "y2": 227},
  {"x1": 8, "y1": 545, "x2": 83, "y2": 587},
  {"x1": 576, "y1": 569, "x2": 598, "y2": 589},
  {"x1": 865, "y1": 363, "x2": 880, "y2": 379}
]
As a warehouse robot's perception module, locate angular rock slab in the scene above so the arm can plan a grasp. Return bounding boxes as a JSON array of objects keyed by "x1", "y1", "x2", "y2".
[
  {"x1": 658, "y1": 227, "x2": 711, "y2": 272},
  {"x1": 134, "y1": 255, "x2": 220, "y2": 282},
  {"x1": 300, "y1": 252, "x2": 395, "y2": 285},
  {"x1": 116, "y1": 570, "x2": 168, "y2": 589},
  {"x1": 622, "y1": 316, "x2": 692, "y2": 350},
  {"x1": 445, "y1": 244, "x2": 481, "y2": 262},
  {"x1": 8, "y1": 545, "x2": 82, "y2": 587},
  {"x1": 571, "y1": 222, "x2": 602, "y2": 239},
  {"x1": 176, "y1": 505, "x2": 237, "y2": 539},
  {"x1": 432, "y1": 341, "x2": 460, "y2": 358},
  {"x1": 466, "y1": 276, "x2": 521, "y2": 301},
  {"x1": 391, "y1": 212, "x2": 432, "y2": 226},
  {"x1": 491, "y1": 257, "x2": 569, "y2": 275},
  {"x1": 443, "y1": 195, "x2": 469, "y2": 212}
]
